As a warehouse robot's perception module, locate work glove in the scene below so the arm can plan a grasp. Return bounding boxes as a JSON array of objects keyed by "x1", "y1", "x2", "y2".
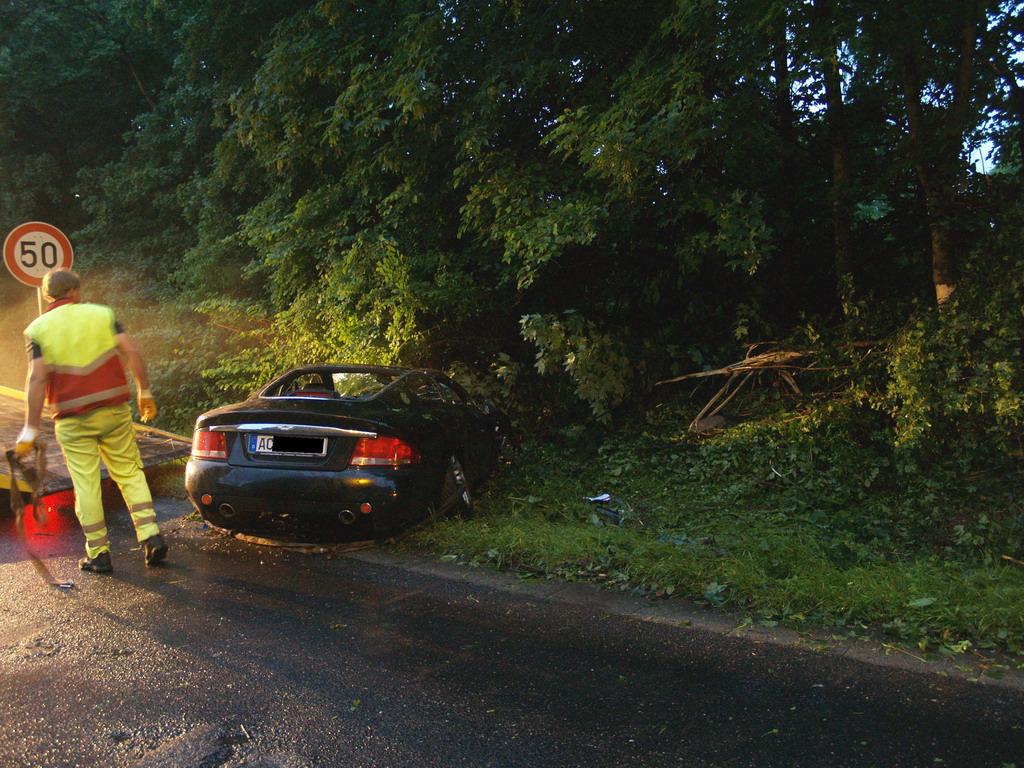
[
  {"x1": 15, "y1": 426, "x2": 38, "y2": 456},
  {"x1": 138, "y1": 389, "x2": 158, "y2": 423}
]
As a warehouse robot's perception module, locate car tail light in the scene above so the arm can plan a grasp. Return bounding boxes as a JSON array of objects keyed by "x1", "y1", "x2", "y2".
[
  {"x1": 350, "y1": 436, "x2": 420, "y2": 466},
  {"x1": 192, "y1": 429, "x2": 228, "y2": 460}
]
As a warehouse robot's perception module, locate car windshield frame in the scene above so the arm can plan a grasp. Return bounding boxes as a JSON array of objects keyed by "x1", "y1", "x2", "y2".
[
  {"x1": 256, "y1": 366, "x2": 472, "y2": 409},
  {"x1": 260, "y1": 368, "x2": 401, "y2": 401}
]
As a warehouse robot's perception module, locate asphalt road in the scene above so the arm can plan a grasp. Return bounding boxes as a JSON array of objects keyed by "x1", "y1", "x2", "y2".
[{"x1": 0, "y1": 498, "x2": 1022, "y2": 768}]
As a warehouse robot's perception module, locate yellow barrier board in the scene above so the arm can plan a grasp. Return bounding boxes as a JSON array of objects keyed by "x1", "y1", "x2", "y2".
[{"x1": 0, "y1": 386, "x2": 191, "y2": 495}]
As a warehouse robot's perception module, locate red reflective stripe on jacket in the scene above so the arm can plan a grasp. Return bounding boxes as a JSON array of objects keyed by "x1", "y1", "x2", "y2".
[{"x1": 47, "y1": 354, "x2": 131, "y2": 417}]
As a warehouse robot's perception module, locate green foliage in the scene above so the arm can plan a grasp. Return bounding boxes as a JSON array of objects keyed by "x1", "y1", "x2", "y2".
[
  {"x1": 520, "y1": 311, "x2": 634, "y2": 422},
  {"x1": 0, "y1": 0, "x2": 173, "y2": 234},
  {"x1": 886, "y1": 206, "x2": 1024, "y2": 456},
  {"x1": 5, "y1": 0, "x2": 1019, "y2": 433}
]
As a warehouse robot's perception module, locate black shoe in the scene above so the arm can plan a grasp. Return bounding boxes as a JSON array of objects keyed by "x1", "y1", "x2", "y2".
[
  {"x1": 142, "y1": 533, "x2": 167, "y2": 566},
  {"x1": 80, "y1": 552, "x2": 113, "y2": 573}
]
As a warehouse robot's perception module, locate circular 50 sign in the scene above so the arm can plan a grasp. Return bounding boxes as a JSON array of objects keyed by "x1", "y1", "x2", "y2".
[{"x1": 4, "y1": 221, "x2": 74, "y2": 287}]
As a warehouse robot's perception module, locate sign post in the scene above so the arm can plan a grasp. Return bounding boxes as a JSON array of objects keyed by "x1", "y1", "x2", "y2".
[{"x1": 3, "y1": 222, "x2": 74, "y2": 314}]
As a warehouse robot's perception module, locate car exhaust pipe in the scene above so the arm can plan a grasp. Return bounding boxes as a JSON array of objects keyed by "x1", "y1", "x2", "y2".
[
  {"x1": 338, "y1": 509, "x2": 356, "y2": 525},
  {"x1": 219, "y1": 503, "x2": 237, "y2": 519}
]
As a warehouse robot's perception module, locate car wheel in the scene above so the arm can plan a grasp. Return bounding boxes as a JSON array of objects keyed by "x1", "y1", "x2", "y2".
[{"x1": 438, "y1": 454, "x2": 473, "y2": 517}]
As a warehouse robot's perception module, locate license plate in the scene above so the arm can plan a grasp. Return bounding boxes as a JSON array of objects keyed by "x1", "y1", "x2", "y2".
[{"x1": 248, "y1": 434, "x2": 327, "y2": 456}]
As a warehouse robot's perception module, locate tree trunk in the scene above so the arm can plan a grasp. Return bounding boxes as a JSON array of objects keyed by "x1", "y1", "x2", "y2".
[
  {"x1": 896, "y1": 0, "x2": 981, "y2": 308},
  {"x1": 813, "y1": 0, "x2": 855, "y2": 300},
  {"x1": 771, "y1": 11, "x2": 798, "y2": 285},
  {"x1": 899, "y1": 53, "x2": 959, "y2": 306}
]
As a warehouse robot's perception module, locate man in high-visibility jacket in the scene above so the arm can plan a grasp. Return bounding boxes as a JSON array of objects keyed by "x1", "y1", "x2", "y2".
[{"x1": 15, "y1": 268, "x2": 167, "y2": 573}]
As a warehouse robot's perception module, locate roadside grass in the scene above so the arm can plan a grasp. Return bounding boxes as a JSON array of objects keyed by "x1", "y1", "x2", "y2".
[{"x1": 408, "y1": 402, "x2": 1024, "y2": 657}]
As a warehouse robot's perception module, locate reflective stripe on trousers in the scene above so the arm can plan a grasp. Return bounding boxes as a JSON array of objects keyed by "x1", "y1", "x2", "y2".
[{"x1": 54, "y1": 403, "x2": 159, "y2": 559}]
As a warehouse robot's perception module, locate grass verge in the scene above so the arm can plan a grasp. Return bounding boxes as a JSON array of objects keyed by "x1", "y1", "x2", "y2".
[{"x1": 407, "y1": 402, "x2": 1024, "y2": 660}]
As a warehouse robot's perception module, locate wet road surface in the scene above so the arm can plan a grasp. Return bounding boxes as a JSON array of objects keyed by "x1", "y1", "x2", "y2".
[{"x1": 0, "y1": 499, "x2": 1022, "y2": 767}]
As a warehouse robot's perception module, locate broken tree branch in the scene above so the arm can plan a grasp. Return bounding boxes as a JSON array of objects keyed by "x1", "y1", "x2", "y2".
[
  {"x1": 688, "y1": 372, "x2": 755, "y2": 432},
  {"x1": 655, "y1": 345, "x2": 812, "y2": 389},
  {"x1": 656, "y1": 345, "x2": 816, "y2": 432}
]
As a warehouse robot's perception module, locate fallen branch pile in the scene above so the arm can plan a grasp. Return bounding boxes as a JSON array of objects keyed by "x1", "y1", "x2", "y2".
[{"x1": 655, "y1": 344, "x2": 814, "y2": 432}]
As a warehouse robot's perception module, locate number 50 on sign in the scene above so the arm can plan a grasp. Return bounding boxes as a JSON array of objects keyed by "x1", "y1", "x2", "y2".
[{"x1": 4, "y1": 221, "x2": 74, "y2": 287}]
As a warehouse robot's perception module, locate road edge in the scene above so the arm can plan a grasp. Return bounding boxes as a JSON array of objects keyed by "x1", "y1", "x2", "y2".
[{"x1": 342, "y1": 546, "x2": 1024, "y2": 694}]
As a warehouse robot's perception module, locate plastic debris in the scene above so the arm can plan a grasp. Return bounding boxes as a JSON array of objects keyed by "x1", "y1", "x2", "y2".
[{"x1": 586, "y1": 493, "x2": 612, "y2": 503}]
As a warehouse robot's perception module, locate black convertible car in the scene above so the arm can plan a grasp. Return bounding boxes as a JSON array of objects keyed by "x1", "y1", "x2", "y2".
[{"x1": 185, "y1": 364, "x2": 509, "y2": 539}]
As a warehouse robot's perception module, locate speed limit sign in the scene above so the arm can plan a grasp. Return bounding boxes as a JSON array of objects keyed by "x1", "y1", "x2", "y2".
[{"x1": 3, "y1": 221, "x2": 74, "y2": 287}]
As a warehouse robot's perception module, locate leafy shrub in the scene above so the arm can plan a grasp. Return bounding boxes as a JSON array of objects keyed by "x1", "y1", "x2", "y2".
[
  {"x1": 886, "y1": 207, "x2": 1024, "y2": 461},
  {"x1": 520, "y1": 311, "x2": 635, "y2": 423}
]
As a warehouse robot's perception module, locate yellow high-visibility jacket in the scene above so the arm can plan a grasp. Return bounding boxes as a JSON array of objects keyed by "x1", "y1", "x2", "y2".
[{"x1": 25, "y1": 300, "x2": 130, "y2": 419}]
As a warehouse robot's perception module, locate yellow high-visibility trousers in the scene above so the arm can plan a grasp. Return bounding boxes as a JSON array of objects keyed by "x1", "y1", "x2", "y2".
[{"x1": 54, "y1": 403, "x2": 159, "y2": 559}]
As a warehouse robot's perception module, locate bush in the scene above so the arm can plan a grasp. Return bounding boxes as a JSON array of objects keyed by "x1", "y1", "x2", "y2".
[{"x1": 886, "y1": 207, "x2": 1024, "y2": 461}]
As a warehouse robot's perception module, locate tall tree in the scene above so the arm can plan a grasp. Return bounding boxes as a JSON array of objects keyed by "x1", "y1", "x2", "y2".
[
  {"x1": 812, "y1": 0, "x2": 856, "y2": 297},
  {"x1": 0, "y1": 0, "x2": 171, "y2": 232},
  {"x1": 870, "y1": 0, "x2": 987, "y2": 305},
  {"x1": 6, "y1": 0, "x2": 1016, "y2": 416},
  {"x1": 75, "y1": 0, "x2": 314, "y2": 299}
]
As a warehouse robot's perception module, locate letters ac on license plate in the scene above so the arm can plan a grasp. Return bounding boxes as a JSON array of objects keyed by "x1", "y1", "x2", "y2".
[{"x1": 247, "y1": 434, "x2": 327, "y2": 456}]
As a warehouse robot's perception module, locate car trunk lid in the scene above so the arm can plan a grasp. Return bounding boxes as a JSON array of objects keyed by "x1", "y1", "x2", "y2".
[{"x1": 198, "y1": 403, "x2": 388, "y2": 469}]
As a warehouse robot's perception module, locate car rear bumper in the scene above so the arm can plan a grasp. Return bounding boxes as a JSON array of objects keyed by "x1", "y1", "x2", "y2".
[{"x1": 185, "y1": 458, "x2": 435, "y2": 537}]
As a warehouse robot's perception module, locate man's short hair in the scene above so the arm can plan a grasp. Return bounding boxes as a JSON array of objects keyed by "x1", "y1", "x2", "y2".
[{"x1": 42, "y1": 269, "x2": 81, "y2": 302}]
